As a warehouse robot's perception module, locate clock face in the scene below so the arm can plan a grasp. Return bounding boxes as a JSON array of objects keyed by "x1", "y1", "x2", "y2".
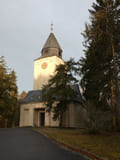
[{"x1": 41, "y1": 62, "x2": 48, "y2": 69}]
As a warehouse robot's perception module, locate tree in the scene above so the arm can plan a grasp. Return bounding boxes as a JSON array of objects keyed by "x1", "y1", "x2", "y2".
[
  {"x1": 18, "y1": 91, "x2": 27, "y2": 102},
  {"x1": 17, "y1": 91, "x2": 27, "y2": 126},
  {"x1": 41, "y1": 59, "x2": 78, "y2": 127},
  {"x1": 80, "y1": 0, "x2": 120, "y2": 130},
  {"x1": 0, "y1": 56, "x2": 18, "y2": 127}
]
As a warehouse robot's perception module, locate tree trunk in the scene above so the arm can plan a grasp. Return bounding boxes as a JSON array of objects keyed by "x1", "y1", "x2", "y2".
[
  {"x1": 111, "y1": 80, "x2": 117, "y2": 130},
  {"x1": 59, "y1": 113, "x2": 63, "y2": 128},
  {"x1": 111, "y1": 42, "x2": 120, "y2": 130}
]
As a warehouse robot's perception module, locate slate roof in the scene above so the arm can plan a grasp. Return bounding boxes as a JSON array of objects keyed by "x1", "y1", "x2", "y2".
[
  {"x1": 42, "y1": 33, "x2": 62, "y2": 52},
  {"x1": 21, "y1": 90, "x2": 42, "y2": 104},
  {"x1": 21, "y1": 84, "x2": 83, "y2": 104}
]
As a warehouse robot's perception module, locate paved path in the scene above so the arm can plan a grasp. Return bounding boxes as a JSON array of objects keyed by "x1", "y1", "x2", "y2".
[{"x1": 0, "y1": 128, "x2": 88, "y2": 160}]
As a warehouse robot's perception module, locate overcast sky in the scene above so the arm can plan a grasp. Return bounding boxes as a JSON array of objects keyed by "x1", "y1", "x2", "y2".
[{"x1": 0, "y1": 0, "x2": 95, "y2": 94}]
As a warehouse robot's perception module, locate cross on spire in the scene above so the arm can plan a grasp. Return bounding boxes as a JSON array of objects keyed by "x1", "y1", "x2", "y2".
[{"x1": 50, "y1": 23, "x2": 53, "y2": 32}]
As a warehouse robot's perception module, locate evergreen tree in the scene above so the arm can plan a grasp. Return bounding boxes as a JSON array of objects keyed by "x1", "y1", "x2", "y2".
[
  {"x1": 80, "y1": 0, "x2": 120, "y2": 130},
  {"x1": 0, "y1": 56, "x2": 18, "y2": 127},
  {"x1": 18, "y1": 91, "x2": 27, "y2": 102},
  {"x1": 41, "y1": 59, "x2": 78, "y2": 127}
]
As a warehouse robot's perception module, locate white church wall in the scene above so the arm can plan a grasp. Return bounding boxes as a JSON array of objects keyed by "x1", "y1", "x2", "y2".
[
  {"x1": 20, "y1": 101, "x2": 85, "y2": 128},
  {"x1": 19, "y1": 105, "x2": 25, "y2": 127},
  {"x1": 33, "y1": 56, "x2": 64, "y2": 90},
  {"x1": 62, "y1": 102, "x2": 86, "y2": 128},
  {"x1": 44, "y1": 102, "x2": 59, "y2": 127},
  {"x1": 20, "y1": 103, "x2": 34, "y2": 127},
  {"x1": 45, "y1": 111, "x2": 50, "y2": 126},
  {"x1": 20, "y1": 101, "x2": 60, "y2": 127},
  {"x1": 34, "y1": 110, "x2": 38, "y2": 127},
  {"x1": 74, "y1": 103, "x2": 87, "y2": 128}
]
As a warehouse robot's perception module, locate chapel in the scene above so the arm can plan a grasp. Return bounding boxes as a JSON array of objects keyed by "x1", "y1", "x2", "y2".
[{"x1": 19, "y1": 31, "x2": 86, "y2": 128}]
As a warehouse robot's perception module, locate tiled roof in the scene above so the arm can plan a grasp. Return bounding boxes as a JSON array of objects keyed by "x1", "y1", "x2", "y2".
[{"x1": 21, "y1": 84, "x2": 83, "y2": 104}]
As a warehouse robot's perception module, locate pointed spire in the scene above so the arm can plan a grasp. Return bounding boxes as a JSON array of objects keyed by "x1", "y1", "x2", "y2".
[{"x1": 42, "y1": 32, "x2": 62, "y2": 52}]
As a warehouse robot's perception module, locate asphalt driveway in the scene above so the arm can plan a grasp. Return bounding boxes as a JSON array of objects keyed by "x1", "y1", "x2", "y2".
[{"x1": 0, "y1": 128, "x2": 88, "y2": 160}]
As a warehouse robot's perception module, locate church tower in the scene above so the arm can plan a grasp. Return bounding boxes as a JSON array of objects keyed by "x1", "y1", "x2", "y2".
[
  {"x1": 33, "y1": 32, "x2": 64, "y2": 90},
  {"x1": 20, "y1": 29, "x2": 83, "y2": 128}
]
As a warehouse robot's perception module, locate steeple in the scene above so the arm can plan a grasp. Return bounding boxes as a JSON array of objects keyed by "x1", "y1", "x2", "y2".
[{"x1": 41, "y1": 32, "x2": 62, "y2": 58}]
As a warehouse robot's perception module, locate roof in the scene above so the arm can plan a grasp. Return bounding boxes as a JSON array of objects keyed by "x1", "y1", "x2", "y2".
[
  {"x1": 70, "y1": 84, "x2": 83, "y2": 102},
  {"x1": 42, "y1": 33, "x2": 62, "y2": 52},
  {"x1": 21, "y1": 90, "x2": 42, "y2": 104},
  {"x1": 21, "y1": 84, "x2": 83, "y2": 104}
]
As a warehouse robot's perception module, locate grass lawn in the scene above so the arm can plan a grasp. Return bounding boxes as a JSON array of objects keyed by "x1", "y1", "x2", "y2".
[{"x1": 33, "y1": 127, "x2": 120, "y2": 160}]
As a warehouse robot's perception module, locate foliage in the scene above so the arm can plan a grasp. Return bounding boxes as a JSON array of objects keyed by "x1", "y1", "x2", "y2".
[
  {"x1": 18, "y1": 91, "x2": 27, "y2": 102},
  {"x1": 0, "y1": 56, "x2": 18, "y2": 127},
  {"x1": 16, "y1": 91, "x2": 27, "y2": 126},
  {"x1": 80, "y1": 0, "x2": 120, "y2": 130},
  {"x1": 41, "y1": 58, "x2": 78, "y2": 127}
]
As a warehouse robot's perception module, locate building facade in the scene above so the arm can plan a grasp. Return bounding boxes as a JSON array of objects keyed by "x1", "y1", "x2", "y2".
[{"x1": 19, "y1": 32, "x2": 86, "y2": 128}]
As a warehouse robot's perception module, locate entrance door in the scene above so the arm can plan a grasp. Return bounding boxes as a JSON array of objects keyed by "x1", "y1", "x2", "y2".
[{"x1": 40, "y1": 112, "x2": 45, "y2": 126}]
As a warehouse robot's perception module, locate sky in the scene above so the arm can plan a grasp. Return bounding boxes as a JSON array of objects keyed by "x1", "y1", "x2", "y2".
[{"x1": 0, "y1": 0, "x2": 95, "y2": 94}]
